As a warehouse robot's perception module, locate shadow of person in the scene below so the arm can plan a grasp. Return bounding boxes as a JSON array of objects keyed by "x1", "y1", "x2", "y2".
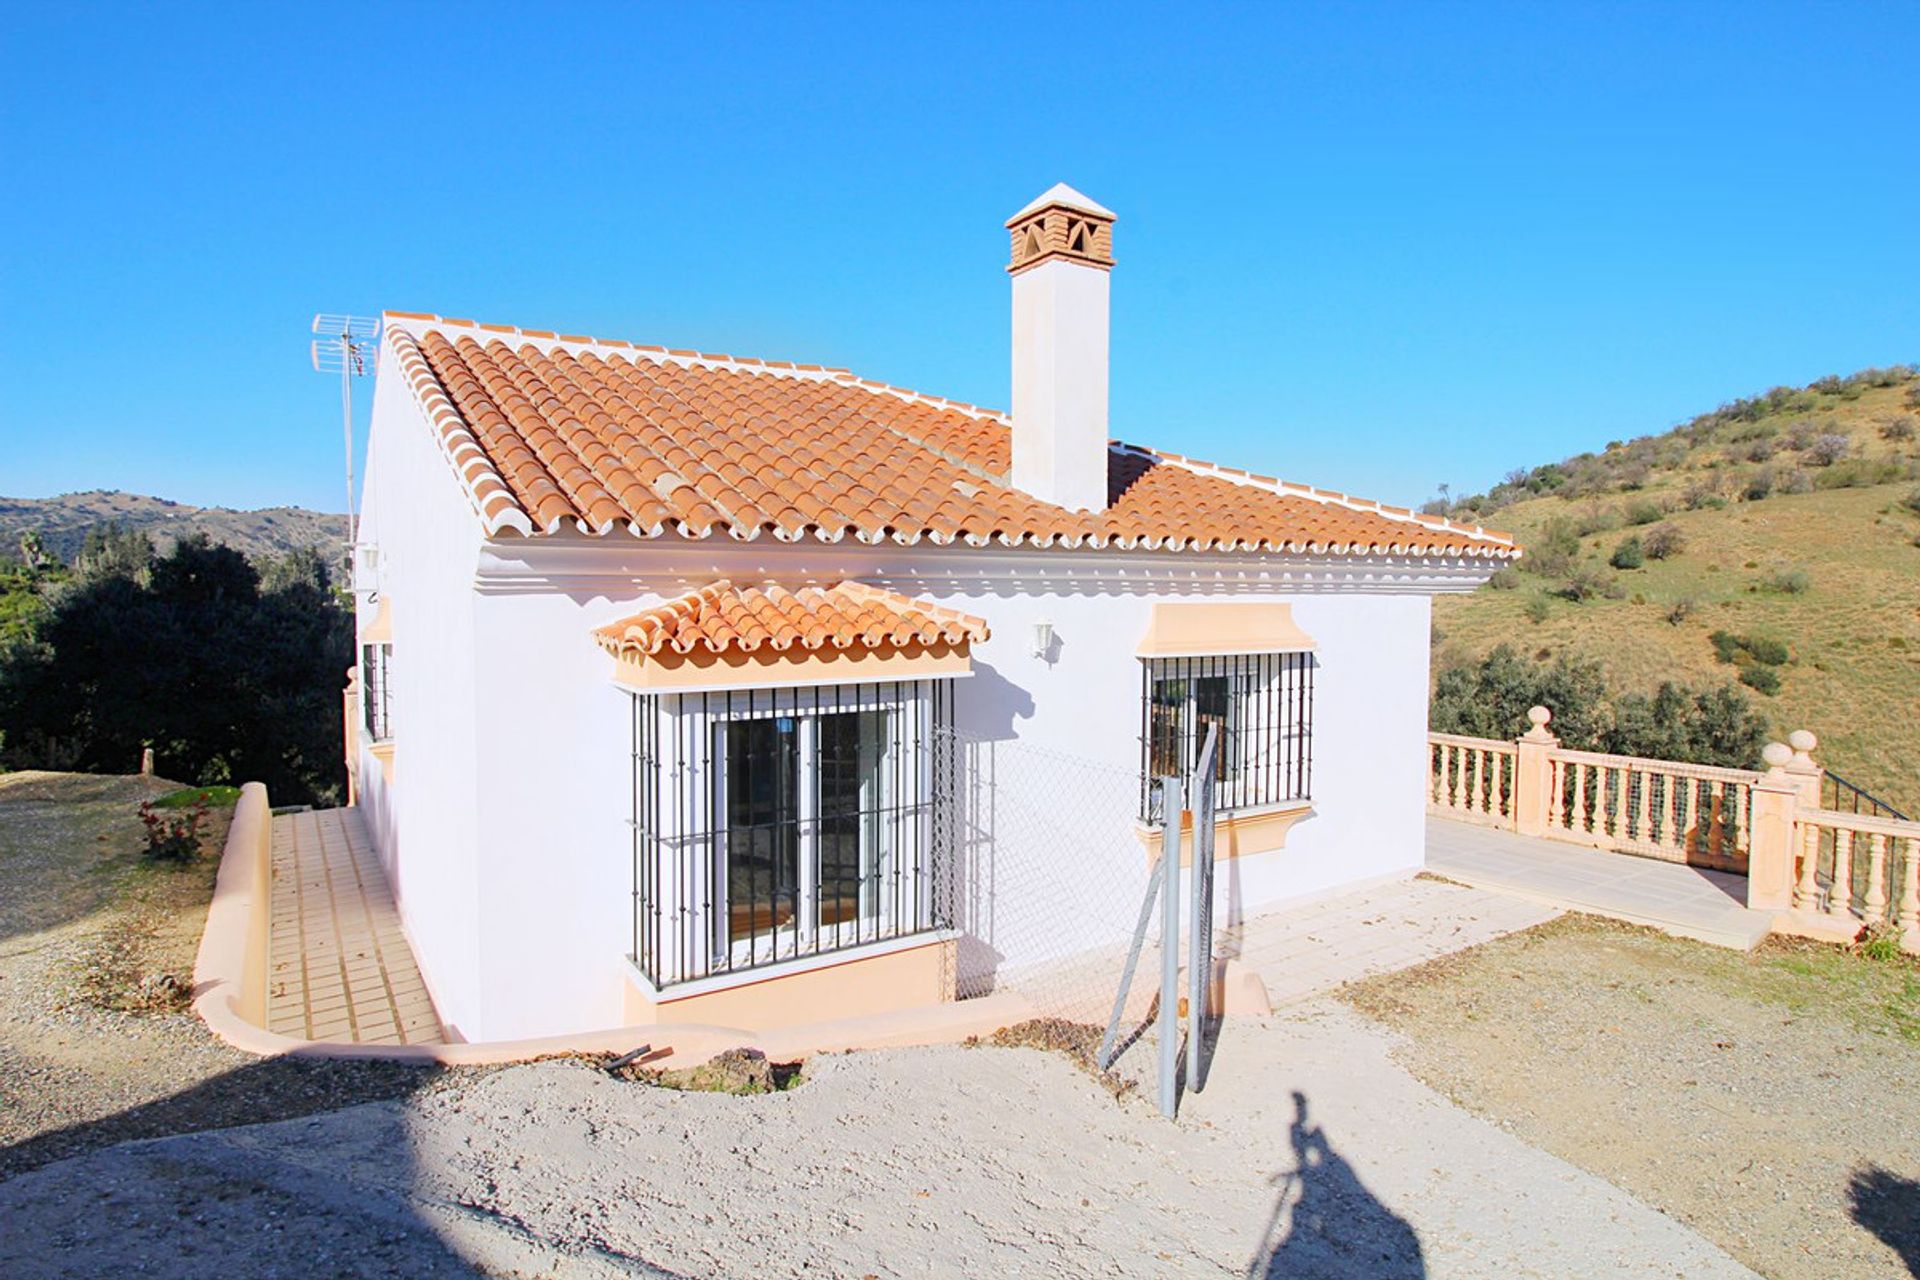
[
  {"x1": 1850, "y1": 1164, "x2": 1920, "y2": 1277},
  {"x1": 1250, "y1": 1090, "x2": 1426, "y2": 1279}
]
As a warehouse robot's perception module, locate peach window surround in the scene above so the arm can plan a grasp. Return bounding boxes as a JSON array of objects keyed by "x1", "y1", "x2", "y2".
[{"x1": 1135, "y1": 602, "x2": 1316, "y2": 658}]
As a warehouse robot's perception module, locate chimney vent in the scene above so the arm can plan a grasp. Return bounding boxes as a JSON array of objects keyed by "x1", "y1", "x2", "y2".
[{"x1": 1006, "y1": 184, "x2": 1115, "y2": 512}]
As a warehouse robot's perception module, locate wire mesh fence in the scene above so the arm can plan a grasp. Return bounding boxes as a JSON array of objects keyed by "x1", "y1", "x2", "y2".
[{"x1": 937, "y1": 725, "x2": 1213, "y2": 1101}]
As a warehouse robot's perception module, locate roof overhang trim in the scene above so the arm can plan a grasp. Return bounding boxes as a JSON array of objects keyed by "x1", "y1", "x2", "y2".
[{"x1": 611, "y1": 641, "x2": 973, "y2": 694}]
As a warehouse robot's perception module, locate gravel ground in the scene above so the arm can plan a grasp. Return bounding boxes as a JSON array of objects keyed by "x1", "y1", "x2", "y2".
[
  {"x1": 0, "y1": 772, "x2": 446, "y2": 1178},
  {"x1": 0, "y1": 1002, "x2": 1756, "y2": 1279},
  {"x1": 1341, "y1": 913, "x2": 1920, "y2": 1280}
]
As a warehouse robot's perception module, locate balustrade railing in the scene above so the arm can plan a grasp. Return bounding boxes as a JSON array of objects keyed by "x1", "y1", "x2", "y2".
[
  {"x1": 1427, "y1": 733, "x2": 1517, "y2": 828},
  {"x1": 1544, "y1": 748, "x2": 1755, "y2": 872},
  {"x1": 1790, "y1": 807, "x2": 1920, "y2": 943},
  {"x1": 1424, "y1": 711, "x2": 1917, "y2": 952}
]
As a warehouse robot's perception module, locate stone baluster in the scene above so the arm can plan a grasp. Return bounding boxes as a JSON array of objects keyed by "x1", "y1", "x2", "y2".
[
  {"x1": 1826, "y1": 829, "x2": 1855, "y2": 922},
  {"x1": 1897, "y1": 838, "x2": 1920, "y2": 952},
  {"x1": 1794, "y1": 819, "x2": 1822, "y2": 913},
  {"x1": 1862, "y1": 833, "x2": 1889, "y2": 926}
]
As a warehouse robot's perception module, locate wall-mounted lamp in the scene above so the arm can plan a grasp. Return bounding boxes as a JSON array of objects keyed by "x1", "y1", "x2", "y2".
[{"x1": 1031, "y1": 619, "x2": 1055, "y2": 659}]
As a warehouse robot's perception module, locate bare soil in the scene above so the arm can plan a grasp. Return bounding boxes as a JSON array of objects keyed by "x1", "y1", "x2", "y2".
[
  {"x1": 0, "y1": 771, "x2": 443, "y2": 1179},
  {"x1": 1340, "y1": 913, "x2": 1920, "y2": 1280}
]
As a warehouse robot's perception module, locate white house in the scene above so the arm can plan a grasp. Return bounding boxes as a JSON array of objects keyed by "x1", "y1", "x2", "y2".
[{"x1": 349, "y1": 185, "x2": 1517, "y2": 1044}]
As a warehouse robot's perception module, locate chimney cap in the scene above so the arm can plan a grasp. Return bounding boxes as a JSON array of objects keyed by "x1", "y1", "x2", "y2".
[{"x1": 1005, "y1": 182, "x2": 1116, "y2": 227}]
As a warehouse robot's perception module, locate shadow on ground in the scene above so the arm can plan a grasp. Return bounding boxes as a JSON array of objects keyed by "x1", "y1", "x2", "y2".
[
  {"x1": 1850, "y1": 1164, "x2": 1920, "y2": 1278},
  {"x1": 0, "y1": 1054, "x2": 444, "y2": 1180},
  {"x1": 1250, "y1": 1090, "x2": 1425, "y2": 1279}
]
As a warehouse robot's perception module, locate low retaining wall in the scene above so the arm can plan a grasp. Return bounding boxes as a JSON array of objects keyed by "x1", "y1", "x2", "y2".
[{"x1": 190, "y1": 785, "x2": 1087, "y2": 1067}]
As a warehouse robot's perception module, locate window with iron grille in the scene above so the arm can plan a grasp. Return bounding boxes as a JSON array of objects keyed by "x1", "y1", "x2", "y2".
[
  {"x1": 361, "y1": 643, "x2": 393, "y2": 742},
  {"x1": 1139, "y1": 652, "x2": 1312, "y2": 820},
  {"x1": 629, "y1": 679, "x2": 954, "y2": 990}
]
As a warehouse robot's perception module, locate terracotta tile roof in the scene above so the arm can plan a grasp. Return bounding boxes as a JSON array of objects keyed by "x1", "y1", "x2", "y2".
[
  {"x1": 594, "y1": 581, "x2": 991, "y2": 657},
  {"x1": 384, "y1": 313, "x2": 1517, "y2": 559}
]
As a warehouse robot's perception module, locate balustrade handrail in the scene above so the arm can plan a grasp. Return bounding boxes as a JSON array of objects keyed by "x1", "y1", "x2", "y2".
[
  {"x1": 1428, "y1": 731, "x2": 1516, "y2": 752},
  {"x1": 1545, "y1": 745, "x2": 1761, "y2": 787},
  {"x1": 1798, "y1": 805, "x2": 1920, "y2": 840}
]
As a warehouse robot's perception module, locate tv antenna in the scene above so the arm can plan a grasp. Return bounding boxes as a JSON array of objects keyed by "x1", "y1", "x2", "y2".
[{"x1": 310, "y1": 314, "x2": 381, "y2": 547}]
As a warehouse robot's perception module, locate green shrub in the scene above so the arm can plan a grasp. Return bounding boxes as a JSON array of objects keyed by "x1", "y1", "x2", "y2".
[
  {"x1": 1742, "y1": 467, "x2": 1774, "y2": 501},
  {"x1": 1666, "y1": 598, "x2": 1696, "y2": 626},
  {"x1": 1761, "y1": 567, "x2": 1811, "y2": 595},
  {"x1": 1777, "y1": 467, "x2": 1814, "y2": 494},
  {"x1": 1623, "y1": 499, "x2": 1664, "y2": 526},
  {"x1": 1879, "y1": 415, "x2": 1915, "y2": 442},
  {"x1": 1431, "y1": 645, "x2": 1768, "y2": 768},
  {"x1": 1901, "y1": 487, "x2": 1920, "y2": 516},
  {"x1": 1739, "y1": 666, "x2": 1782, "y2": 695},
  {"x1": 1558, "y1": 570, "x2": 1625, "y2": 602},
  {"x1": 1487, "y1": 566, "x2": 1521, "y2": 591},
  {"x1": 1523, "y1": 517, "x2": 1582, "y2": 577},
  {"x1": 1523, "y1": 595, "x2": 1552, "y2": 624},
  {"x1": 1642, "y1": 522, "x2": 1686, "y2": 559},
  {"x1": 1608, "y1": 536, "x2": 1644, "y2": 570},
  {"x1": 1814, "y1": 459, "x2": 1906, "y2": 490},
  {"x1": 1711, "y1": 630, "x2": 1789, "y2": 667}
]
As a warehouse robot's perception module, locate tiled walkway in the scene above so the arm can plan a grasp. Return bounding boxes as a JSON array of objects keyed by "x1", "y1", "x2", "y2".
[
  {"x1": 1426, "y1": 816, "x2": 1774, "y2": 950},
  {"x1": 267, "y1": 808, "x2": 443, "y2": 1045}
]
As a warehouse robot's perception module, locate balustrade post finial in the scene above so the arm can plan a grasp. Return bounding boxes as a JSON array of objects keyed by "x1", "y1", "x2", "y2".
[
  {"x1": 1787, "y1": 729, "x2": 1819, "y2": 770},
  {"x1": 1512, "y1": 706, "x2": 1559, "y2": 837},
  {"x1": 1782, "y1": 729, "x2": 1823, "y2": 810},
  {"x1": 1747, "y1": 742, "x2": 1801, "y2": 914}
]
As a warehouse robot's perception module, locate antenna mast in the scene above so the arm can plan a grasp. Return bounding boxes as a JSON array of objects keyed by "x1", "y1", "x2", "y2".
[{"x1": 310, "y1": 314, "x2": 381, "y2": 548}]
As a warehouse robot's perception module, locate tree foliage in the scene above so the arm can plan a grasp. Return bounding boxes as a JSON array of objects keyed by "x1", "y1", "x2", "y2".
[
  {"x1": 1431, "y1": 644, "x2": 1770, "y2": 769},
  {"x1": 0, "y1": 530, "x2": 352, "y2": 805}
]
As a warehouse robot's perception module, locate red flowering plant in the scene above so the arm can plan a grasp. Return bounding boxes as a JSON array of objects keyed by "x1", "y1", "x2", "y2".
[{"x1": 137, "y1": 797, "x2": 211, "y2": 863}]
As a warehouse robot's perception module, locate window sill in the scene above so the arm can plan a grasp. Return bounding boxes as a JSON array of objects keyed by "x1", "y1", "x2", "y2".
[
  {"x1": 1132, "y1": 798, "x2": 1313, "y2": 865},
  {"x1": 363, "y1": 737, "x2": 395, "y2": 784},
  {"x1": 625, "y1": 927, "x2": 958, "y2": 1004}
]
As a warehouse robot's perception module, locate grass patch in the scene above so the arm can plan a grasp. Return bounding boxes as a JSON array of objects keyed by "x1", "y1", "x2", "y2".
[{"x1": 152, "y1": 785, "x2": 242, "y2": 808}]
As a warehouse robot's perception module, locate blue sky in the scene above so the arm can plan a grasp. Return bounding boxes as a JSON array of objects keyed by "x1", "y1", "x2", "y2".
[{"x1": 4, "y1": 2, "x2": 1916, "y2": 515}]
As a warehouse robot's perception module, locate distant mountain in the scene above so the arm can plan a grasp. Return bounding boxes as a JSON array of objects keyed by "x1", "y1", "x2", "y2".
[{"x1": 0, "y1": 491, "x2": 347, "y2": 565}]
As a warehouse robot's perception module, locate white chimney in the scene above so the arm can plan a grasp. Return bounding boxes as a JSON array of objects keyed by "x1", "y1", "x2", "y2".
[{"x1": 1007, "y1": 183, "x2": 1115, "y2": 512}]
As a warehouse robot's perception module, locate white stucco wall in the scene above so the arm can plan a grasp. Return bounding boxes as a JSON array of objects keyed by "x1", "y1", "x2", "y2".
[
  {"x1": 353, "y1": 343, "x2": 489, "y2": 1040},
  {"x1": 427, "y1": 537, "x2": 1463, "y2": 1042}
]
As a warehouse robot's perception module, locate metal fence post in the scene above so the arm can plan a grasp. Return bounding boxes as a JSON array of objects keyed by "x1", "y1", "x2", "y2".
[
  {"x1": 1188, "y1": 725, "x2": 1217, "y2": 1090},
  {"x1": 1159, "y1": 775, "x2": 1183, "y2": 1119}
]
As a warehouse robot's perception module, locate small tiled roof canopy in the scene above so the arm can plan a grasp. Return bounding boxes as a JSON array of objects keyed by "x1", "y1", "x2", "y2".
[
  {"x1": 385, "y1": 314, "x2": 1517, "y2": 559},
  {"x1": 595, "y1": 581, "x2": 991, "y2": 658}
]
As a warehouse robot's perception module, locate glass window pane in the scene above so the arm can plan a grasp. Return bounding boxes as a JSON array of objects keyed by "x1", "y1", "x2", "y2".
[
  {"x1": 1194, "y1": 675, "x2": 1230, "y2": 781},
  {"x1": 1149, "y1": 678, "x2": 1185, "y2": 779},
  {"x1": 724, "y1": 716, "x2": 798, "y2": 945},
  {"x1": 816, "y1": 710, "x2": 888, "y2": 928}
]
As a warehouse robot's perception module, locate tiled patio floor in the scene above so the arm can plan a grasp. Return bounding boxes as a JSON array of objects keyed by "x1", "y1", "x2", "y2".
[
  {"x1": 1228, "y1": 875, "x2": 1560, "y2": 1005},
  {"x1": 1426, "y1": 816, "x2": 1774, "y2": 950},
  {"x1": 267, "y1": 808, "x2": 443, "y2": 1045}
]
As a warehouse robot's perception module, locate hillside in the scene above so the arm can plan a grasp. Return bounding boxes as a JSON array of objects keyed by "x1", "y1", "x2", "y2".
[
  {"x1": 0, "y1": 491, "x2": 346, "y2": 565},
  {"x1": 1432, "y1": 366, "x2": 1920, "y2": 815}
]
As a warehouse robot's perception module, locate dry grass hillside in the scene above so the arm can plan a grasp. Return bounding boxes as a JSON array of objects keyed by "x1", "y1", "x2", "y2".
[{"x1": 1433, "y1": 367, "x2": 1920, "y2": 815}]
